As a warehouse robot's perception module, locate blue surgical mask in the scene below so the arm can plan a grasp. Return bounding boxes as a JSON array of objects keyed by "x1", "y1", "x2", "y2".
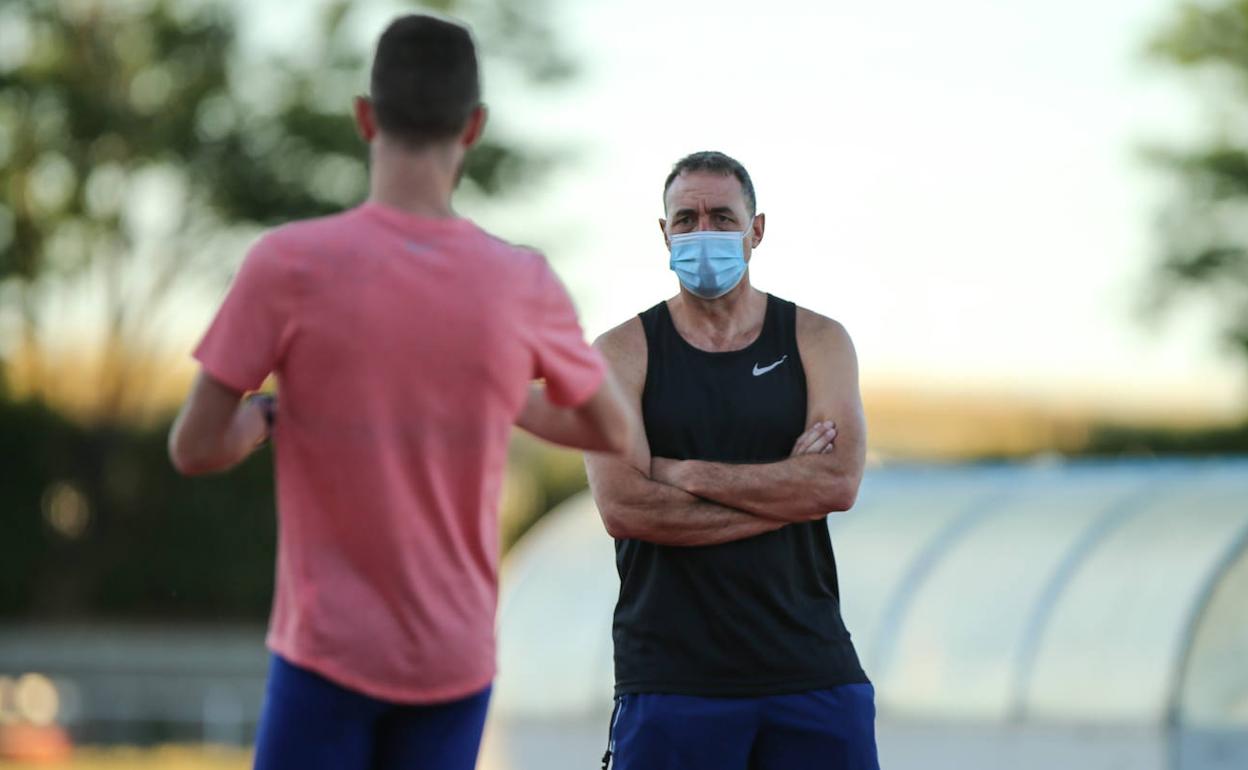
[{"x1": 668, "y1": 224, "x2": 752, "y2": 299}]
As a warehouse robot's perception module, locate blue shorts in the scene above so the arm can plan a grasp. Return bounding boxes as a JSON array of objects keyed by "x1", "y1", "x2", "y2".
[
  {"x1": 605, "y1": 684, "x2": 880, "y2": 770},
  {"x1": 253, "y1": 654, "x2": 491, "y2": 770}
]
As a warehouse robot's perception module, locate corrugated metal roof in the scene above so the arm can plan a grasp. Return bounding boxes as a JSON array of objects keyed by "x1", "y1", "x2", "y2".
[{"x1": 496, "y1": 458, "x2": 1248, "y2": 730}]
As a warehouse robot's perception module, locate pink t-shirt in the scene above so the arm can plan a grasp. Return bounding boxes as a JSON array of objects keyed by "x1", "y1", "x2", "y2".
[{"x1": 194, "y1": 201, "x2": 605, "y2": 703}]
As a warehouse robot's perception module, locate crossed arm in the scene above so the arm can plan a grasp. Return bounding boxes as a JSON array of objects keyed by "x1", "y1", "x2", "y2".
[
  {"x1": 651, "y1": 427, "x2": 855, "y2": 523},
  {"x1": 585, "y1": 309, "x2": 866, "y2": 547}
]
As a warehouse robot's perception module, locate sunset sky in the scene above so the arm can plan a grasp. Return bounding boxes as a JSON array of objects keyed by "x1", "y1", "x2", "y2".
[{"x1": 237, "y1": 0, "x2": 1245, "y2": 422}]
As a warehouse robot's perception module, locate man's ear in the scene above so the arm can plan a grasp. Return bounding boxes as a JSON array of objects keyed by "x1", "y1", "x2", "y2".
[
  {"x1": 750, "y1": 212, "x2": 765, "y2": 248},
  {"x1": 460, "y1": 104, "x2": 488, "y2": 148},
  {"x1": 658, "y1": 218, "x2": 670, "y2": 249},
  {"x1": 353, "y1": 96, "x2": 378, "y2": 143}
]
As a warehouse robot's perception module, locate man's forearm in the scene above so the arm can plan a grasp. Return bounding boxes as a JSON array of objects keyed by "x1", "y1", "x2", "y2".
[
  {"x1": 169, "y1": 397, "x2": 269, "y2": 475},
  {"x1": 515, "y1": 385, "x2": 593, "y2": 447},
  {"x1": 591, "y1": 464, "x2": 784, "y2": 547},
  {"x1": 660, "y1": 455, "x2": 858, "y2": 522},
  {"x1": 515, "y1": 382, "x2": 633, "y2": 454}
]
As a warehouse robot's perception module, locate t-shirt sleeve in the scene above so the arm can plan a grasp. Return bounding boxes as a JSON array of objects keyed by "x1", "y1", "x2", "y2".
[
  {"x1": 193, "y1": 232, "x2": 294, "y2": 393},
  {"x1": 528, "y1": 255, "x2": 606, "y2": 408}
]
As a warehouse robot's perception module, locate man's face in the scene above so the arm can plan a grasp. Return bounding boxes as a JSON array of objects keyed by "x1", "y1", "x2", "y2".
[{"x1": 660, "y1": 171, "x2": 760, "y2": 260}]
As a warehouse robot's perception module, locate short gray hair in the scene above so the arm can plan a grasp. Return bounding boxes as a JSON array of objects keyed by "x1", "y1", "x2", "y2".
[{"x1": 662, "y1": 151, "x2": 757, "y2": 216}]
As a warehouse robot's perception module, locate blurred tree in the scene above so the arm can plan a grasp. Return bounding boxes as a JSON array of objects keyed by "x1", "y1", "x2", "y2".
[
  {"x1": 0, "y1": 0, "x2": 573, "y2": 424},
  {"x1": 0, "y1": 0, "x2": 579, "y2": 621},
  {"x1": 1147, "y1": 0, "x2": 1248, "y2": 373}
]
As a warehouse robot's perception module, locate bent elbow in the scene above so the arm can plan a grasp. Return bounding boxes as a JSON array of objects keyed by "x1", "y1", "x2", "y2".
[
  {"x1": 827, "y1": 490, "x2": 858, "y2": 513},
  {"x1": 598, "y1": 504, "x2": 634, "y2": 540},
  {"x1": 169, "y1": 449, "x2": 207, "y2": 477},
  {"x1": 828, "y1": 489, "x2": 858, "y2": 514},
  {"x1": 168, "y1": 431, "x2": 192, "y2": 476},
  {"x1": 820, "y1": 480, "x2": 860, "y2": 514},
  {"x1": 168, "y1": 433, "x2": 212, "y2": 477},
  {"x1": 602, "y1": 515, "x2": 630, "y2": 540}
]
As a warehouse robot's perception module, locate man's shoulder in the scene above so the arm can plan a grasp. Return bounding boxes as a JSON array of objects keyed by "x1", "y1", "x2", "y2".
[
  {"x1": 794, "y1": 304, "x2": 851, "y2": 344},
  {"x1": 594, "y1": 313, "x2": 653, "y2": 379},
  {"x1": 267, "y1": 211, "x2": 544, "y2": 276},
  {"x1": 464, "y1": 230, "x2": 566, "y2": 293},
  {"x1": 793, "y1": 304, "x2": 856, "y2": 367},
  {"x1": 248, "y1": 209, "x2": 363, "y2": 266},
  {"x1": 471, "y1": 227, "x2": 544, "y2": 261},
  {"x1": 594, "y1": 315, "x2": 646, "y2": 360},
  {"x1": 266, "y1": 208, "x2": 360, "y2": 241}
]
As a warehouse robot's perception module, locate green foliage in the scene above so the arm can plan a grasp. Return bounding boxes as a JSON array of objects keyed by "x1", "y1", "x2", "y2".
[
  {"x1": 1151, "y1": 0, "x2": 1248, "y2": 74},
  {"x1": 0, "y1": 399, "x2": 276, "y2": 618},
  {"x1": 0, "y1": 0, "x2": 565, "y2": 280},
  {"x1": 0, "y1": 0, "x2": 227, "y2": 281},
  {"x1": 0, "y1": 399, "x2": 587, "y2": 620},
  {"x1": 1147, "y1": 0, "x2": 1248, "y2": 366},
  {"x1": 0, "y1": 0, "x2": 573, "y2": 423},
  {"x1": 0, "y1": 0, "x2": 583, "y2": 619},
  {"x1": 1082, "y1": 420, "x2": 1248, "y2": 456}
]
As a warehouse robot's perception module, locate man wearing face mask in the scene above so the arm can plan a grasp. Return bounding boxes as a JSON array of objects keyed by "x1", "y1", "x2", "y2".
[{"x1": 585, "y1": 151, "x2": 879, "y2": 770}]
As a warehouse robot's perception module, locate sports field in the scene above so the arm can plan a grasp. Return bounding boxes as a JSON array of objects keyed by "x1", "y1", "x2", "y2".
[{"x1": 1, "y1": 746, "x2": 251, "y2": 770}]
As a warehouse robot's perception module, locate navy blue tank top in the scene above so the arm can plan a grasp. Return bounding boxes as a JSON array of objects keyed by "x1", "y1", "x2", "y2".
[{"x1": 612, "y1": 294, "x2": 867, "y2": 696}]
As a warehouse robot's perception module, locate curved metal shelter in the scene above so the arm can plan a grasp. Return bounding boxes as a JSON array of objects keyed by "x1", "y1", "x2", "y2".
[{"x1": 490, "y1": 459, "x2": 1248, "y2": 770}]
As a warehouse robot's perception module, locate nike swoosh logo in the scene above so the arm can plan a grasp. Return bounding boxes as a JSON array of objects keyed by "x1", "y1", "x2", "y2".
[{"x1": 752, "y1": 355, "x2": 788, "y2": 376}]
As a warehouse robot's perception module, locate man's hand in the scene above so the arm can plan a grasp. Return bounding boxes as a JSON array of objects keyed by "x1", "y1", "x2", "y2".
[
  {"x1": 791, "y1": 420, "x2": 837, "y2": 456},
  {"x1": 245, "y1": 393, "x2": 276, "y2": 448}
]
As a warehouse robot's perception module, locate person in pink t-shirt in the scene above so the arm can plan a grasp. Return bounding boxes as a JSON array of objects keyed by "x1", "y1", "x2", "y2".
[{"x1": 168, "y1": 15, "x2": 631, "y2": 770}]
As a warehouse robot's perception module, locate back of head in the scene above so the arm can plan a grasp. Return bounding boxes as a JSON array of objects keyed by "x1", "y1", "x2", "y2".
[{"x1": 370, "y1": 15, "x2": 480, "y2": 148}]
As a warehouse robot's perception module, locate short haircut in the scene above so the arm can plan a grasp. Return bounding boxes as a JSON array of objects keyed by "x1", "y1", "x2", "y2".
[
  {"x1": 663, "y1": 151, "x2": 757, "y2": 217},
  {"x1": 369, "y1": 15, "x2": 480, "y2": 147}
]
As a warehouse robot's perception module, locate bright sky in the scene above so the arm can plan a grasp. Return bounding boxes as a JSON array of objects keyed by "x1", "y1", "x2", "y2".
[
  {"x1": 251, "y1": 0, "x2": 1245, "y2": 419},
  {"x1": 470, "y1": 0, "x2": 1246, "y2": 418}
]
